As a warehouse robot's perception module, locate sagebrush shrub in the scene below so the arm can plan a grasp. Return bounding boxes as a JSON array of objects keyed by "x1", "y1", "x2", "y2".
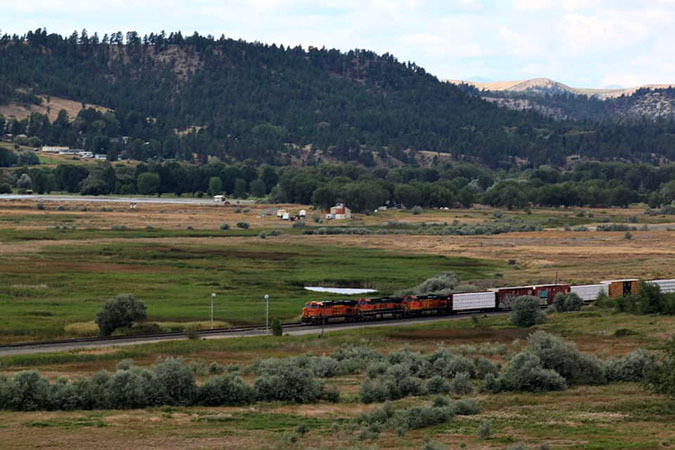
[
  {"x1": 452, "y1": 398, "x2": 481, "y2": 415},
  {"x1": 606, "y1": 349, "x2": 655, "y2": 382},
  {"x1": 510, "y1": 296, "x2": 547, "y2": 327},
  {"x1": 154, "y1": 358, "x2": 197, "y2": 406},
  {"x1": 473, "y1": 356, "x2": 499, "y2": 379},
  {"x1": 196, "y1": 374, "x2": 254, "y2": 406},
  {"x1": 254, "y1": 366, "x2": 324, "y2": 403},
  {"x1": 449, "y1": 372, "x2": 474, "y2": 395},
  {"x1": 426, "y1": 375, "x2": 451, "y2": 394},
  {"x1": 497, "y1": 352, "x2": 567, "y2": 392},
  {"x1": 526, "y1": 331, "x2": 606, "y2": 385}
]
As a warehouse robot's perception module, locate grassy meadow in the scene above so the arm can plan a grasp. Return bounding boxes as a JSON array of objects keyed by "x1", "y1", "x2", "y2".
[
  {"x1": 0, "y1": 238, "x2": 502, "y2": 342},
  {"x1": 0, "y1": 309, "x2": 674, "y2": 449}
]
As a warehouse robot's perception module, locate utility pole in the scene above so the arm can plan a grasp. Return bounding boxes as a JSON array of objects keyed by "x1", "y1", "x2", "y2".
[
  {"x1": 264, "y1": 294, "x2": 269, "y2": 334},
  {"x1": 210, "y1": 293, "x2": 216, "y2": 329}
]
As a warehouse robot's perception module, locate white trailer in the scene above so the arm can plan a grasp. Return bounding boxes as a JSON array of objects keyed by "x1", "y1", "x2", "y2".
[
  {"x1": 571, "y1": 284, "x2": 608, "y2": 302},
  {"x1": 452, "y1": 291, "x2": 496, "y2": 312},
  {"x1": 648, "y1": 279, "x2": 675, "y2": 293}
]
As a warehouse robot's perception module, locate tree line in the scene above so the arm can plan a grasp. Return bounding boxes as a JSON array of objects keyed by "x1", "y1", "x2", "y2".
[
  {"x1": 4, "y1": 160, "x2": 675, "y2": 211},
  {"x1": 2, "y1": 29, "x2": 675, "y2": 168}
]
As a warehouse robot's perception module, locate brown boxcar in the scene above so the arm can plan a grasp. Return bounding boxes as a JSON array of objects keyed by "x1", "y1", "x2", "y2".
[
  {"x1": 494, "y1": 284, "x2": 570, "y2": 309},
  {"x1": 602, "y1": 279, "x2": 639, "y2": 299}
]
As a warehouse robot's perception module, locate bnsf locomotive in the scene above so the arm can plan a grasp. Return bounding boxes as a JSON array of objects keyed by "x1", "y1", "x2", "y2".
[{"x1": 301, "y1": 278, "x2": 675, "y2": 325}]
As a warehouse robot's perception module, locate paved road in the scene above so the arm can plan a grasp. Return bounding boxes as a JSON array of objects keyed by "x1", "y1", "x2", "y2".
[
  {"x1": 0, "y1": 313, "x2": 506, "y2": 356},
  {"x1": 0, "y1": 194, "x2": 256, "y2": 206}
]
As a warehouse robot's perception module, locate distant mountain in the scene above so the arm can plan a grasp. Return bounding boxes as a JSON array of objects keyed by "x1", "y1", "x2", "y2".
[
  {"x1": 450, "y1": 77, "x2": 675, "y2": 99},
  {"x1": 449, "y1": 78, "x2": 675, "y2": 120}
]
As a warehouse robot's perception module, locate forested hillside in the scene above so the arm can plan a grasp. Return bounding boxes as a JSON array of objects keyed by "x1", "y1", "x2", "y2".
[{"x1": 2, "y1": 29, "x2": 675, "y2": 167}]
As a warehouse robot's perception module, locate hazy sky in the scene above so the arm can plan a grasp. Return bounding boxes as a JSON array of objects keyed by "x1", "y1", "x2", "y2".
[{"x1": 4, "y1": 0, "x2": 675, "y2": 87}]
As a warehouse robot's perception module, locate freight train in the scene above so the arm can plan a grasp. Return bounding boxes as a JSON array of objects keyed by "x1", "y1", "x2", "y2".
[{"x1": 301, "y1": 278, "x2": 675, "y2": 325}]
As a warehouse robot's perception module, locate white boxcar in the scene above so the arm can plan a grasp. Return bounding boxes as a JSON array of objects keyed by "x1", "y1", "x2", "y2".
[
  {"x1": 571, "y1": 284, "x2": 607, "y2": 302},
  {"x1": 452, "y1": 292, "x2": 496, "y2": 311},
  {"x1": 649, "y1": 279, "x2": 675, "y2": 293}
]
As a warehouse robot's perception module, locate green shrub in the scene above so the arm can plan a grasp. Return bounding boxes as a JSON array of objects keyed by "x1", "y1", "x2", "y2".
[
  {"x1": 236, "y1": 221, "x2": 249, "y2": 229},
  {"x1": 154, "y1": 358, "x2": 197, "y2": 406},
  {"x1": 254, "y1": 366, "x2": 325, "y2": 403},
  {"x1": 426, "y1": 375, "x2": 451, "y2": 394},
  {"x1": 36, "y1": 202, "x2": 44, "y2": 210},
  {"x1": 606, "y1": 349, "x2": 655, "y2": 382},
  {"x1": 553, "y1": 292, "x2": 584, "y2": 312},
  {"x1": 509, "y1": 296, "x2": 547, "y2": 327},
  {"x1": 449, "y1": 372, "x2": 474, "y2": 395},
  {"x1": 219, "y1": 222, "x2": 230, "y2": 230},
  {"x1": 411, "y1": 206, "x2": 423, "y2": 215},
  {"x1": 95, "y1": 294, "x2": 147, "y2": 337},
  {"x1": 208, "y1": 362, "x2": 225, "y2": 375},
  {"x1": 480, "y1": 373, "x2": 501, "y2": 393},
  {"x1": 310, "y1": 356, "x2": 341, "y2": 378},
  {"x1": 497, "y1": 352, "x2": 567, "y2": 392},
  {"x1": 526, "y1": 331, "x2": 606, "y2": 385},
  {"x1": 196, "y1": 374, "x2": 254, "y2": 406},
  {"x1": 4, "y1": 370, "x2": 50, "y2": 411},
  {"x1": 643, "y1": 337, "x2": 675, "y2": 397},
  {"x1": 472, "y1": 356, "x2": 499, "y2": 379},
  {"x1": 0, "y1": 182, "x2": 11, "y2": 193},
  {"x1": 397, "y1": 405, "x2": 455, "y2": 431},
  {"x1": 396, "y1": 272, "x2": 459, "y2": 296},
  {"x1": 429, "y1": 348, "x2": 475, "y2": 378},
  {"x1": 452, "y1": 398, "x2": 481, "y2": 415},
  {"x1": 477, "y1": 419, "x2": 492, "y2": 439}
]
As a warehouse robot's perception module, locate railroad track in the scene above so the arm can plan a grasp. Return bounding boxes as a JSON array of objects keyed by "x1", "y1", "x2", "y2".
[
  {"x1": 0, "y1": 311, "x2": 511, "y2": 356},
  {"x1": 0, "y1": 322, "x2": 304, "y2": 350}
]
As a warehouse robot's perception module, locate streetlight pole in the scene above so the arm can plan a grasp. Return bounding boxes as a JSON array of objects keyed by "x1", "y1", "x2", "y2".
[
  {"x1": 264, "y1": 294, "x2": 269, "y2": 334},
  {"x1": 210, "y1": 293, "x2": 216, "y2": 329}
]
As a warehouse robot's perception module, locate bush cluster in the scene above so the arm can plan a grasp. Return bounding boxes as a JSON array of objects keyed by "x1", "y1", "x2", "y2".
[
  {"x1": 360, "y1": 347, "x2": 480, "y2": 403},
  {"x1": 596, "y1": 223, "x2": 637, "y2": 232},
  {"x1": 509, "y1": 296, "x2": 547, "y2": 327},
  {"x1": 613, "y1": 282, "x2": 675, "y2": 315},
  {"x1": 0, "y1": 356, "x2": 338, "y2": 411},
  {"x1": 553, "y1": 292, "x2": 584, "y2": 312},
  {"x1": 355, "y1": 396, "x2": 480, "y2": 440}
]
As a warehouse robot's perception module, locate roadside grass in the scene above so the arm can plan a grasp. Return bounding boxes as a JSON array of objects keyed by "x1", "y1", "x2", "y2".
[{"x1": 0, "y1": 240, "x2": 502, "y2": 342}]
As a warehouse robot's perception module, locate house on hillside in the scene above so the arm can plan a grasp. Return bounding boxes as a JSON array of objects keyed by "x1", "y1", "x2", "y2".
[{"x1": 329, "y1": 203, "x2": 351, "y2": 220}]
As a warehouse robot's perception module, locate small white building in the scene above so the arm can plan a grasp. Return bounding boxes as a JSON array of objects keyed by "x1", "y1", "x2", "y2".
[
  {"x1": 42, "y1": 146, "x2": 69, "y2": 153},
  {"x1": 213, "y1": 195, "x2": 226, "y2": 202},
  {"x1": 299, "y1": 209, "x2": 307, "y2": 218},
  {"x1": 95, "y1": 154, "x2": 107, "y2": 160},
  {"x1": 329, "y1": 203, "x2": 351, "y2": 220}
]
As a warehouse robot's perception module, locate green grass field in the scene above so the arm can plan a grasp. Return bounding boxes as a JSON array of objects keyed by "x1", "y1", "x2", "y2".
[{"x1": 0, "y1": 239, "x2": 502, "y2": 341}]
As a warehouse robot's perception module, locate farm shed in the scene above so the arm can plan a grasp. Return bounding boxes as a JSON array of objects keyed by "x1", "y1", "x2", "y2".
[{"x1": 330, "y1": 203, "x2": 351, "y2": 220}]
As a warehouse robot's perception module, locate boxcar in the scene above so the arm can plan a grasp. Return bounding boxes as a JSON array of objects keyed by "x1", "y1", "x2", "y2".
[
  {"x1": 451, "y1": 291, "x2": 496, "y2": 312},
  {"x1": 571, "y1": 283, "x2": 608, "y2": 302},
  {"x1": 648, "y1": 279, "x2": 675, "y2": 294},
  {"x1": 493, "y1": 284, "x2": 570, "y2": 309},
  {"x1": 602, "y1": 279, "x2": 639, "y2": 299}
]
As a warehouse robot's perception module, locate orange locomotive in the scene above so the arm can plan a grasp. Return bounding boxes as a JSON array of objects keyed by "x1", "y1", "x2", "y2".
[
  {"x1": 403, "y1": 294, "x2": 451, "y2": 316},
  {"x1": 301, "y1": 300, "x2": 358, "y2": 324}
]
